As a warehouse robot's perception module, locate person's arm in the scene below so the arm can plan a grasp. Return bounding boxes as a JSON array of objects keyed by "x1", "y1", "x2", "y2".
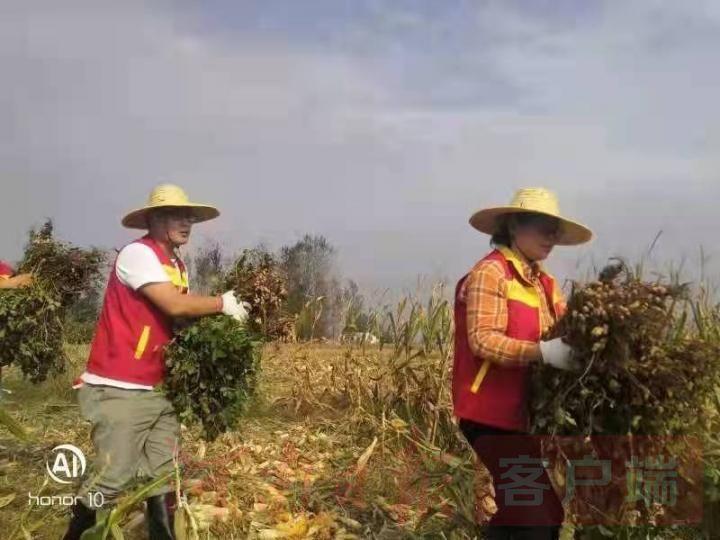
[
  {"x1": 115, "y1": 243, "x2": 246, "y2": 320},
  {"x1": 0, "y1": 273, "x2": 33, "y2": 289},
  {"x1": 464, "y1": 260, "x2": 541, "y2": 366},
  {"x1": 139, "y1": 282, "x2": 222, "y2": 318}
]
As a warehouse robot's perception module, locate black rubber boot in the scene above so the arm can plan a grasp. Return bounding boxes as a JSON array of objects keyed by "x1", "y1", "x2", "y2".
[
  {"x1": 146, "y1": 492, "x2": 177, "y2": 540},
  {"x1": 62, "y1": 501, "x2": 96, "y2": 540}
]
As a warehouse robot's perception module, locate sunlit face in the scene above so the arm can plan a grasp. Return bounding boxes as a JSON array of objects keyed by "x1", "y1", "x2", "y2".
[
  {"x1": 150, "y1": 207, "x2": 197, "y2": 246},
  {"x1": 510, "y1": 213, "x2": 561, "y2": 262}
]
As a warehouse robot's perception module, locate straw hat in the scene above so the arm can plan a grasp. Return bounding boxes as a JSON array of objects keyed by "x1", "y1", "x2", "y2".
[
  {"x1": 469, "y1": 187, "x2": 592, "y2": 246},
  {"x1": 121, "y1": 184, "x2": 220, "y2": 229}
]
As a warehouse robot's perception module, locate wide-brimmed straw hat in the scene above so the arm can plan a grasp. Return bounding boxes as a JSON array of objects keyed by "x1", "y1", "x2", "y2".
[
  {"x1": 469, "y1": 187, "x2": 592, "y2": 246},
  {"x1": 121, "y1": 184, "x2": 220, "y2": 229}
]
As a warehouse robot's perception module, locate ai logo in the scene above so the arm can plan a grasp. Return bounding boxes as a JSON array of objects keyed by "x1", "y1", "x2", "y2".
[{"x1": 46, "y1": 444, "x2": 86, "y2": 484}]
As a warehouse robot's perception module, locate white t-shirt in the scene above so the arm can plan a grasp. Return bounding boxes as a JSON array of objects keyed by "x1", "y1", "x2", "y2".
[
  {"x1": 80, "y1": 242, "x2": 186, "y2": 390},
  {"x1": 115, "y1": 242, "x2": 173, "y2": 290}
]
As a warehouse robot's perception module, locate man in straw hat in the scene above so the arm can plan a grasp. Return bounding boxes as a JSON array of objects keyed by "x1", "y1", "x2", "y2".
[
  {"x1": 452, "y1": 187, "x2": 592, "y2": 539},
  {"x1": 64, "y1": 184, "x2": 249, "y2": 540}
]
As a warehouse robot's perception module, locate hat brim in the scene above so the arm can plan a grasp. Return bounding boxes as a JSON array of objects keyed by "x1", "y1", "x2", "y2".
[
  {"x1": 121, "y1": 204, "x2": 220, "y2": 230},
  {"x1": 469, "y1": 207, "x2": 593, "y2": 246}
]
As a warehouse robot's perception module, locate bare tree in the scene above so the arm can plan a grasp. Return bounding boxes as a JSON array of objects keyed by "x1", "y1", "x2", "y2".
[
  {"x1": 188, "y1": 241, "x2": 224, "y2": 294},
  {"x1": 280, "y1": 234, "x2": 337, "y2": 339}
]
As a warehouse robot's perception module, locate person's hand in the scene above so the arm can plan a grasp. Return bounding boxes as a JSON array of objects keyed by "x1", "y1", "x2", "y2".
[
  {"x1": 539, "y1": 338, "x2": 580, "y2": 371},
  {"x1": 220, "y1": 291, "x2": 249, "y2": 323},
  {"x1": 12, "y1": 273, "x2": 33, "y2": 288}
]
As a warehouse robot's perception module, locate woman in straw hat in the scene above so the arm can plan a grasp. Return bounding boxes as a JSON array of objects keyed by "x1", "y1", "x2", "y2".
[
  {"x1": 453, "y1": 187, "x2": 592, "y2": 539},
  {"x1": 64, "y1": 184, "x2": 249, "y2": 540}
]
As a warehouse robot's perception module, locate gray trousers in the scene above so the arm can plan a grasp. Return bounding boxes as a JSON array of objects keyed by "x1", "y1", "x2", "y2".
[{"x1": 77, "y1": 384, "x2": 179, "y2": 507}]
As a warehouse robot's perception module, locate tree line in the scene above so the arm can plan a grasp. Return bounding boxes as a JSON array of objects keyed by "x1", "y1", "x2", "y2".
[
  {"x1": 65, "y1": 234, "x2": 373, "y2": 343},
  {"x1": 187, "y1": 234, "x2": 373, "y2": 341}
]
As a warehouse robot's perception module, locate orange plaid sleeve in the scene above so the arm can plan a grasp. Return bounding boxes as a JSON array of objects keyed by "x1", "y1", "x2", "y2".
[{"x1": 461, "y1": 260, "x2": 539, "y2": 366}]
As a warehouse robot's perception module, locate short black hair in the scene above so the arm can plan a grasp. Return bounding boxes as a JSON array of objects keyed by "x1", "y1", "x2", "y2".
[{"x1": 490, "y1": 215, "x2": 513, "y2": 247}]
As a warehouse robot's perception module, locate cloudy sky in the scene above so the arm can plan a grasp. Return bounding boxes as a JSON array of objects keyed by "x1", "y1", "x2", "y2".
[{"x1": 2, "y1": 1, "x2": 719, "y2": 293}]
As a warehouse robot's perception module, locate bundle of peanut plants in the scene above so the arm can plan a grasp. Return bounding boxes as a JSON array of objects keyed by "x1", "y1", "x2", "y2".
[
  {"x1": 220, "y1": 248, "x2": 293, "y2": 339},
  {"x1": 163, "y1": 250, "x2": 280, "y2": 441},
  {"x1": 529, "y1": 261, "x2": 720, "y2": 537},
  {"x1": 531, "y1": 261, "x2": 720, "y2": 437},
  {"x1": 163, "y1": 316, "x2": 261, "y2": 441},
  {"x1": 0, "y1": 220, "x2": 104, "y2": 382}
]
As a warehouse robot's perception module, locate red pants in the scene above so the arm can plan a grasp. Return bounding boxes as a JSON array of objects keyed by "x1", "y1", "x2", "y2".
[{"x1": 460, "y1": 419, "x2": 563, "y2": 539}]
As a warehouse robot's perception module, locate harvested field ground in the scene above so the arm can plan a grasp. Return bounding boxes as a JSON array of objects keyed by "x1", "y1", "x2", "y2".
[
  {"x1": 2, "y1": 342, "x2": 718, "y2": 539},
  {"x1": 0, "y1": 343, "x2": 481, "y2": 539}
]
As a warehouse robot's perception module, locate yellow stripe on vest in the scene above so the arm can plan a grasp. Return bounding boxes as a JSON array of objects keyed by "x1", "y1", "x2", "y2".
[
  {"x1": 134, "y1": 326, "x2": 151, "y2": 360},
  {"x1": 506, "y1": 278, "x2": 541, "y2": 308},
  {"x1": 162, "y1": 264, "x2": 189, "y2": 290},
  {"x1": 470, "y1": 360, "x2": 491, "y2": 393}
]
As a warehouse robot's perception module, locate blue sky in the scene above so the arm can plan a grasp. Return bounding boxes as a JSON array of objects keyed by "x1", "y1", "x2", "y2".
[{"x1": 1, "y1": 1, "x2": 719, "y2": 293}]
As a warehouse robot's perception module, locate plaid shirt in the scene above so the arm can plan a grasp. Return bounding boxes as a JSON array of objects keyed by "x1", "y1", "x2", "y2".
[{"x1": 459, "y1": 249, "x2": 566, "y2": 366}]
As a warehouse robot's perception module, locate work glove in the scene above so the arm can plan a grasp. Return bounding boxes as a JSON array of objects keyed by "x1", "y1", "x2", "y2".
[
  {"x1": 539, "y1": 338, "x2": 580, "y2": 371},
  {"x1": 220, "y1": 291, "x2": 250, "y2": 323}
]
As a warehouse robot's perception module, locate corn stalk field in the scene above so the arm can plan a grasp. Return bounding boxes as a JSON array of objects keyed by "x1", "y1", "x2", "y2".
[{"x1": 1, "y1": 281, "x2": 720, "y2": 539}]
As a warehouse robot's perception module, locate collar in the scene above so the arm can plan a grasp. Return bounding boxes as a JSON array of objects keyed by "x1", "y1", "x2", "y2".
[
  {"x1": 144, "y1": 234, "x2": 180, "y2": 262},
  {"x1": 497, "y1": 245, "x2": 545, "y2": 284}
]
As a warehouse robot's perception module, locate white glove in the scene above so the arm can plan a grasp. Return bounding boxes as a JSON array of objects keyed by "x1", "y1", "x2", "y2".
[
  {"x1": 220, "y1": 291, "x2": 249, "y2": 323},
  {"x1": 539, "y1": 338, "x2": 580, "y2": 371}
]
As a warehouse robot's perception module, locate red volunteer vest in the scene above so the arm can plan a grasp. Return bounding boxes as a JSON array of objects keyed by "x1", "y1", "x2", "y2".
[
  {"x1": 85, "y1": 236, "x2": 189, "y2": 386},
  {"x1": 452, "y1": 247, "x2": 563, "y2": 432}
]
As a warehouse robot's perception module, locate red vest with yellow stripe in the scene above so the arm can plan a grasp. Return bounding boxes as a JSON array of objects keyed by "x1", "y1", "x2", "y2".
[
  {"x1": 85, "y1": 236, "x2": 189, "y2": 386},
  {"x1": 452, "y1": 247, "x2": 563, "y2": 432}
]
